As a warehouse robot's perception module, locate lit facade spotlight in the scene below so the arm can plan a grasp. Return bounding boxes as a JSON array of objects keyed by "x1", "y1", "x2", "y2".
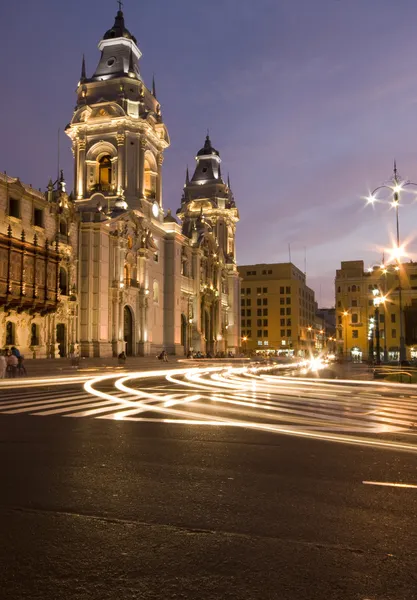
[{"x1": 366, "y1": 195, "x2": 376, "y2": 205}]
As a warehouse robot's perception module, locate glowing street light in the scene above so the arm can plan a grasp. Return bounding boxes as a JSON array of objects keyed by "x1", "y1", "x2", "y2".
[{"x1": 365, "y1": 161, "x2": 417, "y2": 362}]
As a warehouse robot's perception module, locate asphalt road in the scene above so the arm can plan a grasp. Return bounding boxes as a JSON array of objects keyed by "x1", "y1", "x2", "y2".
[{"x1": 1, "y1": 367, "x2": 417, "y2": 599}]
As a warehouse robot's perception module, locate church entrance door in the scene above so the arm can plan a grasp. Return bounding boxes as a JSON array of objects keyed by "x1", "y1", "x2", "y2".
[{"x1": 124, "y1": 306, "x2": 134, "y2": 356}]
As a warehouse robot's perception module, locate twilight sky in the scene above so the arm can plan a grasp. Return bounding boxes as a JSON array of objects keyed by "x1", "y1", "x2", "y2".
[{"x1": 2, "y1": 0, "x2": 417, "y2": 306}]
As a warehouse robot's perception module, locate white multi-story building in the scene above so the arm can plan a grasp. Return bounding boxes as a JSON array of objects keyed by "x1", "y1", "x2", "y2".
[{"x1": 0, "y1": 7, "x2": 240, "y2": 358}]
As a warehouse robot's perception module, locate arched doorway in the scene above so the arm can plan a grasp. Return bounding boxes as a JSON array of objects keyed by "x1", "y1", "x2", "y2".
[
  {"x1": 205, "y1": 310, "x2": 212, "y2": 354},
  {"x1": 124, "y1": 306, "x2": 133, "y2": 356},
  {"x1": 181, "y1": 314, "x2": 187, "y2": 355},
  {"x1": 56, "y1": 324, "x2": 66, "y2": 357}
]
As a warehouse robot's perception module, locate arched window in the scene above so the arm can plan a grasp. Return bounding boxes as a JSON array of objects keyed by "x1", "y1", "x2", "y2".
[
  {"x1": 352, "y1": 285, "x2": 357, "y2": 292},
  {"x1": 59, "y1": 220, "x2": 68, "y2": 236},
  {"x1": 153, "y1": 280, "x2": 159, "y2": 304},
  {"x1": 124, "y1": 264, "x2": 131, "y2": 287},
  {"x1": 31, "y1": 323, "x2": 39, "y2": 346},
  {"x1": 59, "y1": 267, "x2": 68, "y2": 295},
  {"x1": 6, "y1": 321, "x2": 15, "y2": 346},
  {"x1": 337, "y1": 286, "x2": 341, "y2": 293},
  {"x1": 144, "y1": 154, "x2": 156, "y2": 198},
  {"x1": 99, "y1": 155, "x2": 112, "y2": 189}
]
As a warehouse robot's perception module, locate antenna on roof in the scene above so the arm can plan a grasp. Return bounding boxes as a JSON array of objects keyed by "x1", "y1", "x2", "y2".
[
  {"x1": 288, "y1": 243, "x2": 292, "y2": 263},
  {"x1": 118, "y1": 0, "x2": 123, "y2": 12},
  {"x1": 304, "y1": 247, "x2": 307, "y2": 276}
]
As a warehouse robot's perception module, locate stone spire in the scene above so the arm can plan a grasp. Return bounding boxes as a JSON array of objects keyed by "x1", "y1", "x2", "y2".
[
  {"x1": 152, "y1": 74, "x2": 157, "y2": 98},
  {"x1": 80, "y1": 54, "x2": 86, "y2": 82}
]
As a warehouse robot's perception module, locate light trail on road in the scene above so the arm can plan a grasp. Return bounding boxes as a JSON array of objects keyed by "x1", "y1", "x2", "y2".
[
  {"x1": 2, "y1": 363, "x2": 417, "y2": 452},
  {"x1": 82, "y1": 365, "x2": 417, "y2": 453}
]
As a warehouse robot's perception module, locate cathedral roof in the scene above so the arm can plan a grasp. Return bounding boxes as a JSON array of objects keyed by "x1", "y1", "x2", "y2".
[
  {"x1": 196, "y1": 135, "x2": 220, "y2": 157},
  {"x1": 103, "y1": 9, "x2": 137, "y2": 45}
]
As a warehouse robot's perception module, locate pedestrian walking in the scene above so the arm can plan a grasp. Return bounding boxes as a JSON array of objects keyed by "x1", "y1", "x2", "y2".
[
  {"x1": 0, "y1": 351, "x2": 6, "y2": 379},
  {"x1": 17, "y1": 355, "x2": 27, "y2": 377},
  {"x1": 7, "y1": 352, "x2": 18, "y2": 378}
]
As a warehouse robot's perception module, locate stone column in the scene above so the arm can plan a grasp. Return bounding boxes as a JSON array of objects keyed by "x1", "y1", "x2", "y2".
[
  {"x1": 138, "y1": 138, "x2": 146, "y2": 199},
  {"x1": 156, "y1": 153, "x2": 163, "y2": 207},
  {"x1": 77, "y1": 137, "x2": 86, "y2": 199},
  {"x1": 117, "y1": 132, "x2": 125, "y2": 195}
]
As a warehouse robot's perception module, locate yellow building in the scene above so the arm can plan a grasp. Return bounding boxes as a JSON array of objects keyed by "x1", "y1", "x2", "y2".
[
  {"x1": 238, "y1": 263, "x2": 317, "y2": 356},
  {"x1": 335, "y1": 260, "x2": 417, "y2": 361}
]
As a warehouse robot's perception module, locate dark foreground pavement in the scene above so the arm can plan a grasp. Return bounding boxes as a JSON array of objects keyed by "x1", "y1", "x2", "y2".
[{"x1": 1, "y1": 415, "x2": 417, "y2": 600}]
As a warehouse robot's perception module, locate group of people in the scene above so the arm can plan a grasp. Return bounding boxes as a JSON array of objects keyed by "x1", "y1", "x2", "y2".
[{"x1": 0, "y1": 347, "x2": 27, "y2": 379}]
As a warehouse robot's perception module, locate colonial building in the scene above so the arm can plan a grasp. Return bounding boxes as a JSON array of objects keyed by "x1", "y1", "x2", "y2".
[
  {"x1": 0, "y1": 7, "x2": 240, "y2": 358},
  {"x1": 0, "y1": 172, "x2": 78, "y2": 358},
  {"x1": 238, "y1": 263, "x2": 317, "y2": 356},
  {"x1": 336, "y1": 260, "x2": 417, "y2": 361}
]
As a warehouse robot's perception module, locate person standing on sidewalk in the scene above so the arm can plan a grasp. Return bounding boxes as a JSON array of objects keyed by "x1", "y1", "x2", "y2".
[
  {"x1": 7, "y1": 352, "x2": 18, "y2": 378},
  {"x1": 0, "y1": 351, "x2": 6, "y2": 379}
]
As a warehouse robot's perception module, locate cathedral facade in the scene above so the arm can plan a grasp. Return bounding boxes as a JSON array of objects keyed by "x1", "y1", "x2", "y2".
[{"x1": 0, "y1": 8, "x2": 240, "y2": 358}]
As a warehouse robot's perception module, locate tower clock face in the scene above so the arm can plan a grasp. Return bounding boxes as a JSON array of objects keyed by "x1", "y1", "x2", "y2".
[{"x1": 152, "y1": 202, "x2": 159, "y2": 218}]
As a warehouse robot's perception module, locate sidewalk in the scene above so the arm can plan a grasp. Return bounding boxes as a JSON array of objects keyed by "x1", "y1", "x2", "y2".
[
  {"x1": 6, "y1": 356, "x2": 250, "y2": 379},
  {"x1": 9, "y1": 356, "x2": 183, "y2": 379}
]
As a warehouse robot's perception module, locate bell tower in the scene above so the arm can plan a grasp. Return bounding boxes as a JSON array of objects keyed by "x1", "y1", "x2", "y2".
[
  {"x1": 177, "y1": 135, "x2": 240, "y2": 353},
  {"x1": 177, "y1": 134, "x2": 239, "y2": 264},
  {"x1": 65, "y1": 7, "x2": 170, "y2": 221}
]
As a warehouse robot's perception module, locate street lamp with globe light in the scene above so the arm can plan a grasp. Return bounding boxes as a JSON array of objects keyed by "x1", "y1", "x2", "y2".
[{"x1": 365, "y1": 161, "x2": 417, "y2": 362}]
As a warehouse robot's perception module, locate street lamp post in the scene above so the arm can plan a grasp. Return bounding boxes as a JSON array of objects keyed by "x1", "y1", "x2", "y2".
[
  {"x1": 342, "y1": 311, "x2": 349, "y2": 360},
  {"x1": 366, "y1": 162, "x2": 417, "y2": 363}
]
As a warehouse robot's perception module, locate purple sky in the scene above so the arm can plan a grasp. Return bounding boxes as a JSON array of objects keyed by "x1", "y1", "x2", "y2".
[{"x1": 2, "y1": 0, "x2": 417, "y2": 306}]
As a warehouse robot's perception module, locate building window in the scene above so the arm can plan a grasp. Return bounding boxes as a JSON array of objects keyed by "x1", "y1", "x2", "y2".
[
  {"x1": 280, "y1": 319, "x2": 285, "y2": 326},
  {"x1": 391, "y1": 314, "x2": 396, "y2": 323},
  {"x1": 247, "y1": 319, "x2": 251, "y2": 327},
  {"x1": 392, "y1": 329, "x2": 397, "y2": 338},
  {"x1": 99, "y1": 155, "x2": 112, "y2": 189},
  {"x1": 257, "y1": 309, "x2": 262, "y2": 316},
  {"x1": 153, "y1": 281, "x2": 159, "y2": 303},
  {"x1": 379, "y1": 314, "x2": 385, "y2": 323},
  {"x1": 351, "y1": 314, "x2": 358, "y2": 324},
  {"x1": 263, "y1": 298, "x2": 268, "y2": 306},
  {"x1": 257, "y1": 287, "x2": 261, "y2": 294},
  {"x1": 352, "y1": 330, "x2": 359, "y2": 339},
  {"x1": 246, "y1": 299, "x2": 251, "y2": 306},
  {"x1": 30, "y1": 323, "x2": 39, "y2": 346},
  {"x1": 268, "y1": 270, "x2": 272, "y2": 274},
  {"x1": 286, "y1": 298, "x2": 291, "y2": 304},
  {"x1": 241, "y1": 309, "x2": 245, "y2": 317},
  {"x1": 338, "y1": 316, "x2": 342, "y2": 325},
  {"x1": 241, "y1": 299, "x2": 245, "y2": 307},
  {"x1": 280, "y1": 298, "x2": 285, "y2": 305},
  {"x1": 287, "y1": 319, "x2": 291, "y2": 326},
  {"x1": 286, "y1": 286, "x2": 291, "y2": 294},
  {"x1": 280, "y1": 287, "x2": 284, "y2": 294},
  {"x1": 263, "y1": 330, "x2": 268, "y2": 337},
  {"x1": 6, "y1": 321, "x2": 15, "y2": 346},
  {"x1": 263, "y1": 287, "x2": 268, "y2": 293},
  {"x1": 287, "y1": 329, "x2": 291, "y2": 337},
  {"x1": 262, "y1": 270, "x2": 267, "y2": 275},
  {"x1": 257, "y1": 298, "x2": 262, "y2": 306},
  {"x1": 280, "y1": 308, "x2": 285, "y2": 316},
  {"x1": 241, "y1": 320, "x2": 246, "y2": 327},
  {"x1": 286, "y1": 308, "x2": 291, "y2": 315},
  {"x1": 352, "y1": 285, "x2": 357, "y2": 292},
  {"x1": 257, "y1": 330, "x2": 262, "y2": 337},
  {"x1": 337, "y1": 301, "x2": 341, "y2": 308},
  {"x1": 247, "y1": 330, "x2": 252, "y2": 338},
  {"x1": 280, "y1": 329, "x2": 285, "y2": 337},
  {"x1": 352, "y1": 299, "x2": 357, "y2": 307},
  {"x1": 246, "y1": 309, "x2": 251, "y2": 317},
  {"x1": 9, "y1": 197, "x2": 20, "y2": 219},
  {"x1": 59, "y1": 267, "x2": 68, "y2": 295},
  {"x1": 337, "y1": 286, "x2": 341, "y2": 293},
  {"x1": 246, "y1": 288, "x2": 251, "y2": 294},
  {"x1": 59, "y1": 220, "x2": 68, "y2": 236},
  {"x1": 263, "y1": 319, "x2": 268, "y2": 326},
  {"x1": 34, "y1": 207, "x2": 44, "y2": 228},
  {"x1": 263, "y1": 309, "x2": 268, "y2": 316},
  {"x1": 257, "y1": 319, "x2": 262, "y2": 326}
]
